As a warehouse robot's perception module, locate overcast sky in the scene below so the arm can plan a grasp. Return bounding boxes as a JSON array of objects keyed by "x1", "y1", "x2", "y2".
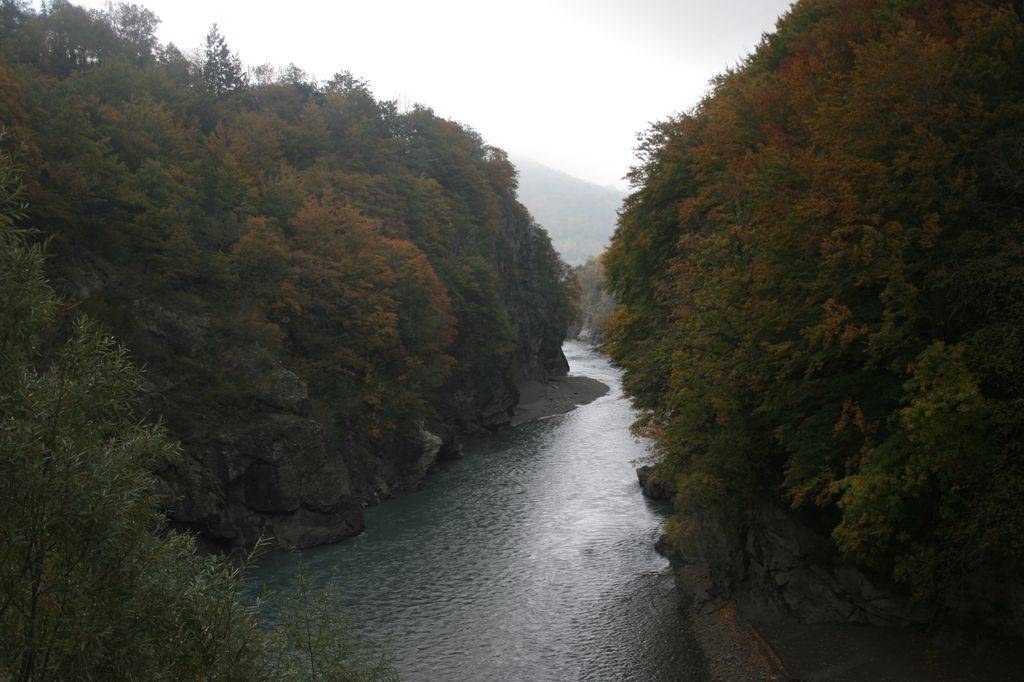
[{"x1": 79, "y1": 0, "x2": 794, "y2": 189}]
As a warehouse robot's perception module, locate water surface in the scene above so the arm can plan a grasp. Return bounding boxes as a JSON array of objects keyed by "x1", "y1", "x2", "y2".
[{"x1": 252, "y1": 341, "x2": 707, "y2": 680}]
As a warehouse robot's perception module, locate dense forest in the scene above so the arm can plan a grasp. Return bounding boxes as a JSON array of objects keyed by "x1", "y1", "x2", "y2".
[
  {"x1": 0, "y1": 0, "x2": 575, "y2": 550},
  {"x1": 9, "y1": 0, "x2": 1024, "y2": 675},
  {"x1": 0, "y1": 0, "x2": 581, "y2": 675},
  {"x1": 0, "y1": 187, "x2": 398, "y2": 678},
  {"x1": 606, "y1": 0, "x2": 1024, "y2": 627}
]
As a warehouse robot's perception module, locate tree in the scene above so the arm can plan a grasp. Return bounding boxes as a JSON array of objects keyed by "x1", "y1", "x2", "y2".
[
  {"x1": 258, "y1": 569, "x2": 398, "y2": 682},
  {"x1": 571, "y1": 257, "x2": 614, "y2": 342},
  {"x1": 105, "y1": 2, "x2": 160, "y2": 64},
  {"x1": 203, "y1": 23, "x2": 245, "y2": 95},
  {"x1": 0, "y1": 0, "x2": 575, "y2": 559},
  {"x1": 233, "y1": 195, "x2": 457, "y2": 437}
]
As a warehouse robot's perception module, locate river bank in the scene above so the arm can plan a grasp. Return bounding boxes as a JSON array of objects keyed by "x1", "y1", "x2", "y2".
[
  {"x1": 650, "y1": 498, "x2": 1023, "y2": 680},
  {"x1": 511, "y1": 374, "x2": 609, "y2": 425},
  {"x1": 683, "y1": 593, "x2": 1022, "y2": 681}
]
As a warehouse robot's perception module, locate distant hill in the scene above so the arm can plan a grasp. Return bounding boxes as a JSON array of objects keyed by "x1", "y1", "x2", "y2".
[{"x1": 513, "y1": 158, "x2": 626, "y2": 265}]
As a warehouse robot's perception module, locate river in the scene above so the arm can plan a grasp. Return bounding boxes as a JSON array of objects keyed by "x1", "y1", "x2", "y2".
[{"x1": 251, "y1": 341, "x2": 707, "y2": 680}]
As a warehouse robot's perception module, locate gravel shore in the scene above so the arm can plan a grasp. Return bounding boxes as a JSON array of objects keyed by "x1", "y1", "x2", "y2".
[{"x1": 511, "y1": 375, "x2": 609, "y2": 425}]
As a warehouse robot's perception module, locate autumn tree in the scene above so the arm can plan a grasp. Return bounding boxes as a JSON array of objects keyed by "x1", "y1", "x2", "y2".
[{"x1": 233, "y1": 195, "x2": 456, "y2": 438}]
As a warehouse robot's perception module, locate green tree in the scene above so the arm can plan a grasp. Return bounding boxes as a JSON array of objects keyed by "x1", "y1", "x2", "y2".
[
  {"x1": 0, "y1": 166, "x2": 259, "y2": 679},
  {"x1": 259, "y1": 569, "x2": 398, "y2": 682},
  {"x1": 203, "y1": 23, "x2": 246, "y2": 95},
  {"x1": 571, "y1": 257, "x2": 614, "y2": 342},
  {"x1": 106, "y1": 2, "x2": 160, "y2": 64}
]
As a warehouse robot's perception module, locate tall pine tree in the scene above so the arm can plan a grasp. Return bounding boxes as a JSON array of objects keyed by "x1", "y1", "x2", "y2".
[{"x1": 203, "y1": 23, "x2": 246, "y2": 95}]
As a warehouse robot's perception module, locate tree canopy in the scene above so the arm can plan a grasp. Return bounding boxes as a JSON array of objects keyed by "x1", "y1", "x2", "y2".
[
  {"x1": 0, "y1": 147, "x2": 396, "y2": 680},
  {"x1": 0, "y1": 0, "x2": 570, "y2": 456},
  {"x1": 605, "y1": 0, "x2": 1024, "y2": 609}
]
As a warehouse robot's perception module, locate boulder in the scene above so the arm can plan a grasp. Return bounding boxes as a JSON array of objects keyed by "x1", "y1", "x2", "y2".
[{"x1": 637, "y1": 464, "x2": 669, "y2": 500}]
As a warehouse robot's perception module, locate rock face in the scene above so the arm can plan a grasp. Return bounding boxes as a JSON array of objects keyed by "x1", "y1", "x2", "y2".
[
  {"x1": 64, "y1": 197, "x2": 569, "y2": 553},
  {"x1": 497, "y1": 199, "x2": 572, "y2": 381},
  {"x1": 743, "y1": 505, "x2": 930, "y2": 626},
  {"x1": 642, "y1": 466, "x2": 1024, "y2": 638},
  {"x1": 636, "y1": 465, "x2": 669, "y2": 500},
  {"x1": 635, "y1": 463, "x2": 928, "y2": 628},
  {"x1": 446, "y1": 198, "x2": 571, "y2": 434},
  {"x1": 133, "y1": 303, "x2": 361, "y2": 550},
  {"x1": 632, "y1": 456, "x2": 931, "y2": 629},
  {"x1": 665, "y1": 501, "x2": 930, "y2": 628},
  {"x1": 136, "y1": 293, "x2": 564, "y2": 550}
]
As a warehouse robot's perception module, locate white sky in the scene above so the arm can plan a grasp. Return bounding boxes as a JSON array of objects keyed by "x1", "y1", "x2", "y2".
[{"x1": 78, "y1": 0, "x2": 794, "y2": 189}]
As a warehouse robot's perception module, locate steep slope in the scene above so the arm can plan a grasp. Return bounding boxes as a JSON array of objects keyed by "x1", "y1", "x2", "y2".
[
  {"x1": 0, "y1": 2, "x2": 573, "y2": 550},
  {"x1": 606, "y1": 0, "x2": 1024, "y2": 634},
  {"x1": 513, "y1": 157, "x2": 626, "y2": 265}
]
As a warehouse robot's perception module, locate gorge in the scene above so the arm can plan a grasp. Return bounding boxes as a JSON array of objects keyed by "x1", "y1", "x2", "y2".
[{"x1": 2, "y1": 0, "x2": 1024, "y2": 679}]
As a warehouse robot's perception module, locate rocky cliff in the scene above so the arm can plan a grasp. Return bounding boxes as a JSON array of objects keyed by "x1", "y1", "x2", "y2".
[
  {"x1": 60, "y1": 197, "x2": 569, "y2": 552},
  {"x1": 499, "y1": 199, "x2": 572, "y2": 381},
  {"x1": 2, "y1": 1, "x2": 574, "y2": 553},
  {"x1": 668, "y1": 504, "x2": 929, "y2": 629},
  {"x1": 640, "y1": 472, "x2": 1024, "y2": 639}
]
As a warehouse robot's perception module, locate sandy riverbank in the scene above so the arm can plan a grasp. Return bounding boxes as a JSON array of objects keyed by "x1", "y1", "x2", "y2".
[{"x1": 511, "y1": 375, "x2": 609, "y2": 426}]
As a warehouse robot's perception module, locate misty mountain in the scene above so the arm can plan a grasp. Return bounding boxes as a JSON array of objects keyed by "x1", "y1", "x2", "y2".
[{"x1": 514, "y1": 158, "x2": 627, "y2": 265}]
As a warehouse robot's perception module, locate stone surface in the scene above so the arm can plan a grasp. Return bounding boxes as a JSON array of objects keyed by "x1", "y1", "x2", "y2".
[
  {"x1": 664, "y1": 500, "x2": 931, "y2": 630},
  {"x1": 637, "y1": 465, "x2": 668, "y2": 500},
  {"x1": 634, "y1": 456, "x2": 933, "y2": 632}
]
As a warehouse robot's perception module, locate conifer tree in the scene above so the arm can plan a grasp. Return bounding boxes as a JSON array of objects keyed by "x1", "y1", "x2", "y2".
[{"x1": 203, "y1": 23, "x2": 246, "y2": 95}]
